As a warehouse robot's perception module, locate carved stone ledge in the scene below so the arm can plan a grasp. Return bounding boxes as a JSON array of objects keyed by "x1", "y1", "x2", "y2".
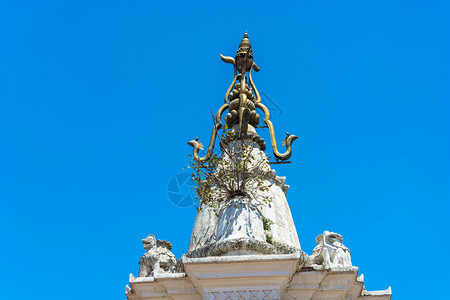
[
  {"x1": 186, "y1": 237, "x2": 299, "y2": 258},
  {"x1": 267, "y1": 169, "x2": 290, "y2": 195},
  {"x1": 204, "y1": 287, "x2": 280, "y2": 300},
  {"x1": 362, "y1": 286, "x2": 392, "y2": 297}
]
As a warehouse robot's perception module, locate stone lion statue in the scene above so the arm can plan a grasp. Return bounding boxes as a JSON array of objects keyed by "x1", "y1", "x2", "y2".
[
  {"x1": 138, "y1": 234, "x2": 177, "y2": 277},
  {"x1": 308, "y1": 230, "x2": 352, "y2": 269}
]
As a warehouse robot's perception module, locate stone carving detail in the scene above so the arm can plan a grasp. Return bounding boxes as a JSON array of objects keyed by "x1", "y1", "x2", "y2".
[
  {"x1": 138, "y1": 234, "x2": 177, "y2": 277},
  {"x1": 187, "y1": 237, "x2": 299, "y2": 258},
  {"x1": 204, "y1": 288, "x2": 280, "y2": 300},
  {"x1": 308, "y1": 230, "x2": 352, "y2": 269}
]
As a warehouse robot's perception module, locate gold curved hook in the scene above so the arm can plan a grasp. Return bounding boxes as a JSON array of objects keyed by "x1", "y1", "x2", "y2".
[
  {"x1": 255, "y1": 102, "x2": 298, "y2": 160},
  {"x1": 188, "y1": 103, "x2": 229, "y2": 162},
  {"x1": 220, "y1": 54, "x2": 236, "y2": 104},
  {"x1": 248, "y1": 62, "x2": 261, "y2": 103}
]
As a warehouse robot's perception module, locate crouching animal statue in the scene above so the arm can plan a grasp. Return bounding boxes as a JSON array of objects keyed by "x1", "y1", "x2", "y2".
[
  {"x1": 138, "y1": 234, "x2": 177, "y2": 277},
  {"x1": 308, "y1": 230, "x2": 352, "y2": 269}
]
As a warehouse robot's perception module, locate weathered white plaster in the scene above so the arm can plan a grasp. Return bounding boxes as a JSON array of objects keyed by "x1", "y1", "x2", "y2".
[
  {"x1": 260, "y1": 174, "x2": 301, "y2": 249},
  {"x1": 216, "y1": 196, "x2": 266, "y2": 244},
  {"x1": 188, "y1": 204, "x2": 218, "y2": 252}
]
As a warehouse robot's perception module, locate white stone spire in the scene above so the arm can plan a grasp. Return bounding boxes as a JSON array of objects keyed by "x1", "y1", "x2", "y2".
[{"x1": 125, "y1": 32, "x2": 392, "y2": 300}]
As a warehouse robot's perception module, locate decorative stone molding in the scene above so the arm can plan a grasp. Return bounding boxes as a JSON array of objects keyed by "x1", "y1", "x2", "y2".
[
  {"x1": 362, "y1": 286, "x2": 392, "y2": 297},
  {"x1": 186, "y1": 237, "x2": 300, "y2": 258},
  {"x1": 204, "y1": 287, "x2": 280, "y2": 300},
  {"x1": 289, "y1": 267, "x2": 391, "y2": 300},
  {"x1": 267, "y1": 169, "x2": 290, "y2": 195}
]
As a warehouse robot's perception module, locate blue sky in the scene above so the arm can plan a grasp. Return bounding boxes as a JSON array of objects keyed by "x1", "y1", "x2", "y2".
[{"x1": 1, "y1": 1, "x2": 449, "y2": 299}]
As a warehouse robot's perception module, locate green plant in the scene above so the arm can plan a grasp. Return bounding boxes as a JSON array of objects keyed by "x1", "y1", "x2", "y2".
[
  {"x1": 266, "y1": 234, "x2": 273, "y2": 244},
  {"x1": 262, "y1": 216, "x2": 274, "y2": 231},
  {"x1": 273, "y1": 241, "x2": 283, "y2": 249},
  {"x1": 190, "y1": 129, "x2": 273, "y2": 210}
]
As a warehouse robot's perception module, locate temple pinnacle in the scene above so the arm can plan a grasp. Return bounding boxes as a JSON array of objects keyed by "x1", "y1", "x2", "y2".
[{"x1": 188, "y1": 33, "x2": 298, "y2": 162}]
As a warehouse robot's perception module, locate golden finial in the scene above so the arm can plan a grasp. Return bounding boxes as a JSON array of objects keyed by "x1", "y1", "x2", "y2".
[
  {"x1": 235, "y1": 31, "x2": 253, "y2": 73},
  {"x1": 188, "y1": 32, "x2": 298, "y2": 162},
  {"x1": 236, "y1": 31, "x2": 252, "y2": 57}
]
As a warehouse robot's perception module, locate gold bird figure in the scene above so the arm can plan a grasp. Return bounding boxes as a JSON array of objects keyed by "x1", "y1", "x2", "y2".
[
  {"x1": 195, "y1": 137, "x2": 204, "y2": 150},
  {"x1": 282, "y1": 132, "x2": 290, "y2": 146}
]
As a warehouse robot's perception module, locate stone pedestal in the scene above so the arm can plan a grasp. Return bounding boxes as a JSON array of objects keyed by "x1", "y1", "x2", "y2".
[{"x1": 126, "y1": 253, "x2": 391, "y2": 300}]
